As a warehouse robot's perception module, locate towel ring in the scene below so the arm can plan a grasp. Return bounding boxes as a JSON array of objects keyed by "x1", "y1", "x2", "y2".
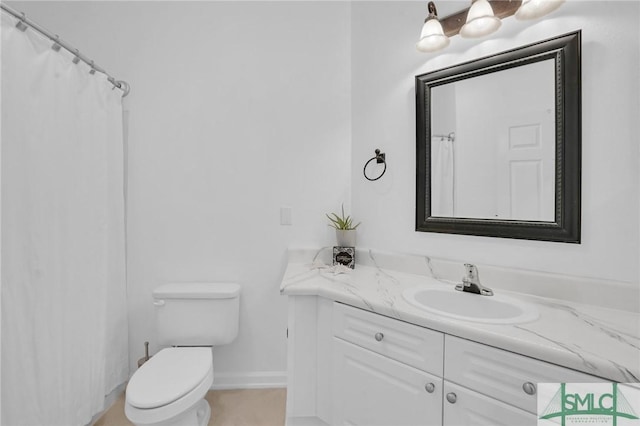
[{"x1": 363, "y1": 149, "x2": 387, "y2": 181}]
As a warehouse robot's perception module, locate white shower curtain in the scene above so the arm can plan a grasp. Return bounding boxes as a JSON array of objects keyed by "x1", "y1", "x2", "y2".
[
  {"x1": 431, "y1": 137, "x2": 455, "y2": 217},
  {"x1": 1, "y1": 11, "x2": 128, "y2": 426}
]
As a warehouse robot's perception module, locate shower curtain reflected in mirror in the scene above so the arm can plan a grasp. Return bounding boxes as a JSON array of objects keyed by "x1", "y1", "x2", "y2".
[
  {"x1": 1, "y1": 11, "x2": 128, "y2": 425},
  {"x1": 431, "y1": 137, "x2": 455, "y2": 217}
]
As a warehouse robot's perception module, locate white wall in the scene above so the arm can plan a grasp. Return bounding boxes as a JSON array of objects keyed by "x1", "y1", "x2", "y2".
[
  {"x1": 11, "y1": 1, "x2": 351, "y2": 383},
  {"x1": 351, "y1": 0, "x2": 640, "y2": 284}
]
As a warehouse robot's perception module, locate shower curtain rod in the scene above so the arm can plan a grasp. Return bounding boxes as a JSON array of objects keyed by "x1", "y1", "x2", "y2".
[
  {"x1": 433, "y1": 132, "x2": 455, "y2": 141},
  {"x1": 1, "y1": 3, "x2": 130, "y2": 97}
]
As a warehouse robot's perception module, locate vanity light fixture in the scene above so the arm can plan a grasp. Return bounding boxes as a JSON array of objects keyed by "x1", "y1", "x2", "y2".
[
  {"x1": 417, "y1": 0, "x2": 565, "y2": 53},
  {"x1": 460, "y1": 0, "x2": 501, "y2": 39},
  {"x1": 416, "y1": 1, "x2": 450, "y2": 53},
  {"x1": 515, "y1": 0, "x2": 565, "y2": 20}
]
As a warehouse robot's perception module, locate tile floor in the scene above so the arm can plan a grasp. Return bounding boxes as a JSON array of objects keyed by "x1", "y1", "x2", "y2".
[{"x1": 94, "y1": 388, "x2": 287, "y2": 426}]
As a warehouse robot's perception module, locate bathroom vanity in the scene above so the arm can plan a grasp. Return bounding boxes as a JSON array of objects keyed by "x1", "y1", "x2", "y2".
[{"x1": 280, "y1": 248, "x2": 640, "y2": 426}]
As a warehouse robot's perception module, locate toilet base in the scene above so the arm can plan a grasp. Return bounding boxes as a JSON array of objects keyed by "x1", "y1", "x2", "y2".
[{"x1": 126, "y1": 399, "x2": 211, "y2": 426}]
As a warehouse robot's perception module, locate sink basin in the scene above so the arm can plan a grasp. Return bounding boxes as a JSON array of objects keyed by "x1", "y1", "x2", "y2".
[{"x1": 402, "y1": 286, "x2": 539, "y2": 324}]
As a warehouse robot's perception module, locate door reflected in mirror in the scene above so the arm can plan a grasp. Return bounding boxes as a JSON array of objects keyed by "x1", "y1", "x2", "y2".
[{"x1": 430, "y1": 59, "x2": 556, "y2": 221}]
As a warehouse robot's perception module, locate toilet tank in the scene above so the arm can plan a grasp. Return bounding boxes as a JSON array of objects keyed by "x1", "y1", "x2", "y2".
[{"x1": 153, "y1": 282, "x2": 240, "y2": 346}]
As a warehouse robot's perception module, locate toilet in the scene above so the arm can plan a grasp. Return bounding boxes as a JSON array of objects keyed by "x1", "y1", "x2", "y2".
[{"x1": 125, "y1": 282, "x2": 240, "y2": 426}]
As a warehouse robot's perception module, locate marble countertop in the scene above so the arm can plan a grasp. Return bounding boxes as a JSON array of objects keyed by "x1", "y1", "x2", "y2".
[{"x1": 280, "y1": 248, "x2": 640, "y2": 383}]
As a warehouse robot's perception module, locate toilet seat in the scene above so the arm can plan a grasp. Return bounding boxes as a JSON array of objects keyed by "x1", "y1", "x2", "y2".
[
  {"x1": 127, "y1": 347, "x2": 213, "y2": 408},
  {"x1": 125, "y1": 347, "x2": 213, "y2": 424}
]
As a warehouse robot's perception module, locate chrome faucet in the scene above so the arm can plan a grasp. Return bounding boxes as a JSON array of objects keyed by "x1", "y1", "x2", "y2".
[{"x1": 455, "y1": 264, "x2": 493, "y2": 296}]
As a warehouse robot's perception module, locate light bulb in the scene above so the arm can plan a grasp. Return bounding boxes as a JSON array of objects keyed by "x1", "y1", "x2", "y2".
[
  {"x1": 516, "y1": 0, "x2": 565, "y2": 20},
  {"x1": 460, "y1": 0, "x2": 501, "y2": 39},
  {"x1": 416, "y1": 18, "x2": 450, "y2": 52}
]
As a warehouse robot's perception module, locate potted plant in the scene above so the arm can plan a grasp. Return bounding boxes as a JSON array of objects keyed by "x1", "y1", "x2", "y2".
[{"x1": 326, "y1": 204, "x2": 361, "y2": 247}]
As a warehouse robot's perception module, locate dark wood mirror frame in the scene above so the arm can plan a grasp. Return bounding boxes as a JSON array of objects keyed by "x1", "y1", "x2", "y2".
[{"x1": 415, "y1": 31, "x2": 581, "y2": 243}]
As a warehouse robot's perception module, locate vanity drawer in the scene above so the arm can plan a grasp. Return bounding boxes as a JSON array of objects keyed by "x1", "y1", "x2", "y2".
[
  {"x1": 332, "y1": 302, "x2": 444, "y2": 376},
  {"x1": 445, "y1": 335, "x2": 606, "y2": 414}
]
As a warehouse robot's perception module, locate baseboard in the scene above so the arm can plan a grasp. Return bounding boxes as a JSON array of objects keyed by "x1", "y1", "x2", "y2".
[
  {"x1": 286, "y1": 416, "x2": 330, "y2": 426},
  {"x1": 88, "y1": 382, "x2": 126, "y2": 426},
  {"x1": 211, "y1": 371, "x2": 287, "y2": 390}
]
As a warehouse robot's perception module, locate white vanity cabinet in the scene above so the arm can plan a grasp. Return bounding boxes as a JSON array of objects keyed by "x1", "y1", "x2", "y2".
[
  {"x1": 285, "y1": 298, "x2": 608, "y2": 426},
  {"x1": 332, "y1": 302, "x2": 444, "y2": 426},
  {"x1": 330, "y1": 303, "x2": 536, "y2": 426}
]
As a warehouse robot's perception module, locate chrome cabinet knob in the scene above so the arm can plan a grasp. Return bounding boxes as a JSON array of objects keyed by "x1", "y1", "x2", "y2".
[
  {"x1": 374, "y1": 332, "x2": 384, "y2": 342},
  {"x1": 523, "y1": 382, "x2": 536, "y2": 395},
  {"x1": 425, "y1": 383, "x2": 435, "y2": 393},
  {"x1": 446, "y1": 392, "x2": 457, "y2": 404}
]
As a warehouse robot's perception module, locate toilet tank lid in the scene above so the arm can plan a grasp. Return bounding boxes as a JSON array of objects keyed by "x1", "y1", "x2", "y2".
[{"x1": 153, "y1": 282, "x2": 240, "y2": 299}]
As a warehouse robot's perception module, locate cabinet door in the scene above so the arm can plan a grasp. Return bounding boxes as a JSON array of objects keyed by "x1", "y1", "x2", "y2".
[
  {"x1": 332, "y1": 337, "x2": 442, "y2": 426},
  {"x1": 443, "y1": 381, "x2": 536, "y2": 426},
  {"x1": 445, "y1": 335, "x2": 606, "y2": 413}
]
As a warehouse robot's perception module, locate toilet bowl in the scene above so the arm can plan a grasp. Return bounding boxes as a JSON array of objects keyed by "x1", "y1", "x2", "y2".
[{"x1": 125, "y1": 347, "x2": 214, "y2": 426}]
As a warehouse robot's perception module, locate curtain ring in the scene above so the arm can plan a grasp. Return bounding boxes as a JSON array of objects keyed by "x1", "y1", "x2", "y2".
[
  {"x1": 117, "y1": 80, "x2": 131, "y2": 97},
  {"x1": 16, "y1": 13, "x2": 28, "y2": 32},
  {"x1": 363, "y1": 149, "x2": 387, "y2": 181},
  {"x1": 51, "y1": 35, "x2": 61, "y2": 52}
]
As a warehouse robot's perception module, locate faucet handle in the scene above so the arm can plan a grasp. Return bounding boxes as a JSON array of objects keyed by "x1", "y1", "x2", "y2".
[
  {"x1": 479, "y1": 287, "x2": 494, "y2": 296},
  {"x1": 463, "y1": 263, "x2": 479, "y2": 282},
  {"x1": 457, "y1": 263, "x2": 494, "y2": 296}
]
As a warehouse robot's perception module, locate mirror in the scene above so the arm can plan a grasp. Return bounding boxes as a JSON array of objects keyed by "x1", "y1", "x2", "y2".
[{"x1": 416, "y1": 31, "x2": 581, "y2": 243}]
